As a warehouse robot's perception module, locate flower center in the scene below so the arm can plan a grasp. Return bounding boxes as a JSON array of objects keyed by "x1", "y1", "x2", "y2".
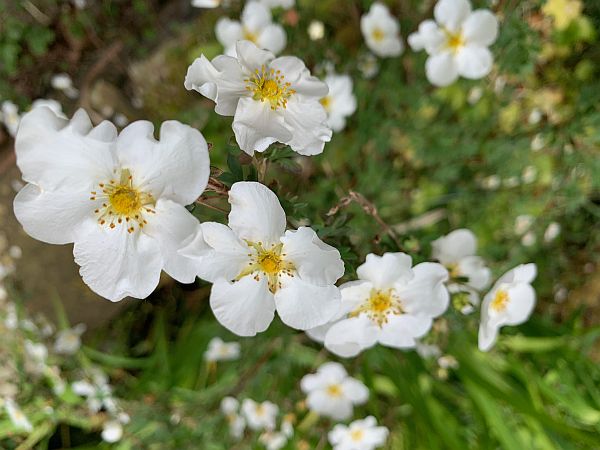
[
  {"x1": 350, "y1": 288, "x2": 404, "y2": 327},
  {"x1": 255, "y1": 404, "x2": 265, "y2": 417},
  {"x1": 236, "y1": 242, "x2": 296, "y2": 293},
  {"x1": 447, "y1": 263, "x2": 462, "y2": 278},
  {"x1": 90, "y1": 169, "x2": 155, "y2": 233},
  {"x1": 326, "y1": 384, "x2": 343, "y2": 397},
  {"x1": 320, "y1": 95, "x2": 332, "y2": 111},
  {"x1": 243, "y1": 28, "x2": 258, "y2": 43},
  {"x1": 372, "y1": 27, "x2": 385, "y2": 42},
  {"x1": 350, "y1": 429, "x2": 364, "y2": 442},
  {"x1": 491, "y1": 289, "x2": 509, "y2": 312},
  {"x1": 245, "y1": 65, "x2": 296, "y2": 110},
  {"x1": 445, "y1": 31, "x2": 465, "y2": 53}
]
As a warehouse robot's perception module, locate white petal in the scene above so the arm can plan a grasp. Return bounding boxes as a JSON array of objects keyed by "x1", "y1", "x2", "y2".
[
  {"x1": 341, "y1": 378, "x2": 369, "y2": 404},
  {"x1": 377, "y1": 314, "x2": 433, "y2": 348},
  {"x1": 324, "y1": 316, "x2": 379, "y2": 358},
  {"x1": 434, "y1": 0, "x2": 472, "y2": 33},
  {"x1": 270, "y1": 57, "x2": 328, "y2": 97},
  {"x1": 14, "y1": 183, "x2": 93, "y2": 245},
  {"x1": 115, "y1": 120, "x2": 210, "y2": 205},
  {"x1": 503, "y1": 284, "x2": 536, "y2": 326},
  {"x1": 463, "y1": 10, "x2": 499, "y2": 46},
  {"x1": 395, "y1": 263, "x2": 449, "y2": 317},
  {"x1": 275, "y1": 275, "x2": 341, "y2": 330},
  {"x1": 143, "y1": 199, "x2": 200, "y2": 283},
  {"x1": 73, "y1": 221, "x2": 163, "y2": 301},
  {"x1": 282, "y1": 98, "x2": 332, "y2": 156},
  {"x1": 232, "y1": 97, "x2": 292, "y2": 155},
  {"x1": 356, "y1": 252, "x2": 413, "y2": 289},
  {"x1": 235, "y1": 40, "x2": 275, "y2": 72},
  {"x1": 457, "y1": 256, "x2": 491, "y2": 290},
  {"x1": 478, "y1": 318, "x2": 499, "y2": 352},
  {"x1": 496, "y1": 263, "x2": 537, "y2": 286},
  {"x1": 431, "y1": 228, "x2": 477, "y2": 264},
  {"x1": 307, "y1": 391, "x2": 353, "y2": 420},
  {"x1": 216, "y1": 18, "x2": 243, "y2": 49},
  {"x1": 340, "y1": 280, "x2": 374, "y2": 312},
  {"x1": 257, "y1": 24, "x2": 287, "y2": 55},
  {"x1": 425, "y1": 52, "x2": 459, "y2": 87},
  {"x1": 242, "y1": 1, "x2": 272, "y2": 32},
  {"x1": 228, "y1": 181, "x2": 286, "y2": 244},
  {"x1": 456, "y1": 45, "x2": 493, "y2": 79},
  {"x1": 280, "y1": 227, "x2": 344, "y2": 285},
  {"x1": 210, "y1": 276, "x2": 276, "y2": 336}
]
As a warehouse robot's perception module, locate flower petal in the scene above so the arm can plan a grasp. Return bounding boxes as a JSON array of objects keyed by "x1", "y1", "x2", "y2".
[
  {"x1": 434, "y1": 0, "x2": 472, "y2": 33},
  {"x1": 235, "y1": 40, "x2": 275, "y2": 72},
  {"x1": 431, "y1": 228, "x2": 477, "y2": 265},
  {"x1": 425, "y1": 51, "x2": 459, "y2": 87},
  {"x1": 115, "y1": 120, "x2": 210, "y2": 205},
  {"x1": 216, "y1": 18, "x2": 243, "y2": 49},
  {"x1": 307, "y1": 391, "x2": 353, "y2": 420},
  {"x1": 463, "y1": 10, "x2": 499, "y2": 46},
  {"x1": 341, "y1": 378, "x2": 369, "y2": 404},
  {"x1": 456, "y1": 45, "x2": 493, "y2": 79},
  {"x1": 73, "y1": 220, "x2": 163, "y2": 301},
  {"x1": 242, "y1": 1, "x2": 272, "y2": 32},
  {"x1": 282, "y1": 98, "x2": 332, "y2": 155},
  {"x1": 270, "y1": 57, "x2": 328, "y2": 97},
  {"x1": 377, "y1": 314, "x2": 433, "y2": 348},
  {"x1": 228, "y1": 181, "x2": 287, "y2": 244},
  {"x1": 357, "y1": 252, "x2": 413, "y2": 289},
  {"x1": 395, "y1": 263, "x2": 449, "y2": 317},
  {"x1": 210, "y1": 276, "x2": 276, "y2": 336},
  {"x1": 324, "y1": 316, "x2": 379, "y2": 358},
  {"x1": 257, "y1": 24, "x2": 287, "y2": 55}
]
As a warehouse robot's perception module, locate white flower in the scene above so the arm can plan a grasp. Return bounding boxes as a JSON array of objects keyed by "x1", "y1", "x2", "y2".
[
  {"x1": 258, "y1": 0, "x2": 294, "y2": 9},
  {"x1": 13, "y1": 107, "x2": 210, "y2": 301},
  {"x1": 101, "y1": 420, "x2": 123, "y2": 443},
  {"x1": 324, "y1": 253, "x2": 449, "y2": 358},
  {"x1": 3, "y1": 398, "x2": 33, "y2": 432},
  {"x1": 24, "y1": 341, "x2": 48, "y2": 373},
  {"x1": 521, "y1": 232, "x2": 536, "y2": 247},
  {"x1": 259, "y1": 431, "x2": 288, "y2": 450},
  {"x1": 185, "y1": 40, "x2": 332, "y2": 156},
  {"x1": 328, "y1": 416, "x2": 388, "y2": 450},
  {"x1": 530, "y1": 133, "x2": 545, "y2": 151},
  {"x1": 321, "y1": 73, "x2": 357, "y2": 133},
  {"x1": 51, "y1": 73, "x2": 79, "y2": 98},
  {"x1": 216, "y1": 2, "x2": 286, "y2": 57},
  {"x1": 1, "y1": 101, "x2": 20, "y2": 137},
  {"x1": 241, "y1": 399, "x2": 278, "y2": 431},
  {"x1": 360, "y1": 2, "x2": 403, "y2": 58},
  {"x1": 221, "y1": 397, "x2": 246, "y2": 439},
  {"x1": 54, "y1": 323, "x2": 86, "y2": 355},
  {"x1": 300, "y1": 362, "x2": 368, "y2": 420},
  {"x1": 358, "y1": 53, "x2": 380, "y2": 79},
  {"x1": 204, "y1": 337, "x2": 241, "y2": 362},
  {"x1": 308, "y1": 20, "x2": 325, "y2": 41},
  {"x1": 182, "y1": 181, "x2": 344, "y2": 336},
  {"x1": 514, "y1": 214, "x2": 534, "y2": 235},
  {"x1": 522, "y1": 165, "x2": 537, "y2": 184},
  {"x1": 544, "y1": 222, "x2": 561, "y2": 243},
  {"x1": 191, "y1": 0, "x2": 223, "y2": 7},
  {"x1": 415, "y1": 341, "x2": 442, "y2": 359},
  {"x1": 408, "y1": 0, "x2": 499, "y2": 86},
  {"x1": 437, "y1": 354, "x2": 458, "y2": 369},
  {"x1": 478, "y1": 264, "x2": 537, "y2": 351},
  {"x1": 72, "y1": 373, "x2": 117, "y2": 413}
]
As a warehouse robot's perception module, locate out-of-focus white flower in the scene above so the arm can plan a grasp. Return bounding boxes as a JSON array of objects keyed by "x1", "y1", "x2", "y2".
[
  {"x1": 324, "y1": 253, "x2": 449, "y2": 358},
  {"x1": 54, "y1": 323, "x2": 86, "y2": 355},
  {"x1": 220, "y1": 397, "x2": 246, "y2": 439},
  {"x1": 320, "y1": 74, "x2": 357, "y2": 133},
  {"x1": 13, "y1": 108, "x2": 209, "y2": 301},
  {"x1": 72, "y1": 373, "x2": 117, "y2": 414},
  {"x1": 8, "y1": 246, "x2": 22, "y2": 259},
  {"x1": 3, "y1": 398, "x2": 33, "y2": 432},
  {"x1": 101, "y1": 420, "x2": 123, "y2": 443},
  {"x1": 191, "y1": 0, "x2": 224, "y2": 7},
  {"x1": 415, "y1": 341, "x2": 442, "y2": 359},
  {"x1": 544, "y1": 222, "x2": 561, "y2": 243},
  {"x1": 531, "y1": 133, "x2": 545, "y2": 151},
  {"x1": 259, "y1": 0, "x2": 294, "y2": 9},
  {"x1": 360, "y1": 2, "x2": 403, "y2": 58},
  {"x1": 503, "y1": 176, "x2": 519, "y2": 188},
  {"x1": 522, "y1": 165, "x2": 537, "y2": 184},
  {"x1": 185, "y1": 40, "x2": 332, "y2": 156},
  {"x1": 259, "y1": 431, "x2": 288, "y2": 450},
  {"x1": 358, "y1": 52, "x2": 380, "y2": 79},
  {"x1": 72, "y1": 0, "x2": 87, "y2": 9},
  {"x1": 514, "y1": 215, "x2": 534, "y2": 235},
  {"x1": 241, "y1": 399, "x2": 278, "y2": 431},
  {"x1": 182, "y1": 182, "x2": 344, "y2": 337},
  {"x1": 204, "y1": 337, "x2": 241, "y2": 362},
  {"x1": 467, "y1": 86, "x2": 483, "y2": 104},
  {"x1": 25, "y1": 340, "x2": 48, "y2": 371},
  {"x1": 51, "y1": 73, "x2": 79, "y2": 99},
  {"x1": 300, "y1": 362, "x2": 368, "y2": 420},
  {"x1": 308, "y1": 20, "x2": 325, "y2": 40},
  {"x1": 1, "y1": 101, "x2": 21, "y2": 137},
  {"x1": 528, "y1": 108, "x2": 543, "y2": 125},
  {"x1": 216, "y1": 2, "x2": 287, "y2": 57},
  {"x1": 4, "y1": 303, "x2": 18, "y2": 329},
  {"x1": 408, "y1": 0, "x2": 499, "y2": 87},
  {"x1": 478, "y1": 264, "x2": 537, "y2": 351},
  {"x1": 521, "y1": 232, "x2": 536, "y2": 247},
  {"x1": 114, "y1": 113, "x2": 129, "y2": 128},
  {"x1": 437, "y1": 354, "x2": 458, "y2": 369},
  {"x1": 480, "y1": 174, "x2": 500, "y2": 190},
  {"x1": 328, "y1": 416, "x2": 389, "y2": 450}
]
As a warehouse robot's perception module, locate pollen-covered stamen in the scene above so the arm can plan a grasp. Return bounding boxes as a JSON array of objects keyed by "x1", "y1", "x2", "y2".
[
  {"x1": 245, "y1": 65, "x2": 296, "y2": 110},
  {"x1": 235, "y1": 241, "x2": 296, "y2": 293},
  {"x1": 90, "y1": 169, "x2": 155, "y2": 233},
  {"x1": 326, "y1": 384, "x2": 343, "y2": 398},
  {"x1": 320, "y1": 95, "x2": 332, "y2": 111},
  {"x1": 371, "y1": 27, "x2": 385, "y2": 42},
  {"x1": 490, "y1": 289, "x2": 509, "y2": 312},
  {"x1": 350, "y1": 288, "x2": 405, "y2": 327},
  {"x1": 243, "y1": 28, "x2": 258, "y2": 43},
  {"x1": 444, "y1": 29, "x2": 465, "y2": 53}
]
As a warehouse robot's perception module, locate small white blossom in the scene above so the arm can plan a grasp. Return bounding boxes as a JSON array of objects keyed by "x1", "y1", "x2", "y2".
[
  {"x1": 521, "y1": 232, "x2": 536, "y2": 247},
  {"x1": 324, "y1": 253, "x2": 449, "y2": 358},
  {"x1": 183, "y1": 181, "x2": 344, "y2": 337},
  {"x1": 3, "y1": 398, "x2": 33, "y2": 432},
  {"x1": 259, "y1": 431, "x2": 288, "y2": 450},
  {"x1": 216, "y1": 2, "x2": 287, "y2": 57},
  {"x1": 321, "y1": 73, "x2": 357, "y2": 132},
  {"x1": 514, "y1": 215, "x2": 534, "y2": 235},
  {"x1": 191, "y1": 0, "x2": 223, "y2": 7},
  {"x1": 357, "y1": 52, "x2": 380, "y2": 79},
  {"x1": 530, "y1": 133, "x2": 545, "y2": 151},
  {"x1": 308, "y1": 20, "x2": 325, "y2": 41},
  {"x1": 241, "y1": 399, "x2": 278, "y2": 431},
  {"x1": 415, "y1": 341, "x2": 442, "y2": 359},
  {"x1": 300, "y1": 362, "x2": 368, "y2": 420},
  {"x1": 328, "y1": 416, "x2": 388, "y2": 450},
  {"x1": 1, "y1": 101, "x2": 20, "y2": 137},
  {"x1": 480, "y1": 174, "x2": 500, "y2": 190},
  {"x1": 478, "y1": 264, "x2": 537, "y2": 351},
  {"x1": 467, "y1": 86, "x2": 483, "y2": 104},
  {"x1": 408, "y1": 0, "x2": 499, "y2": 86},
  {"x1": 101, "y1": 420, "x2": 123, "y2": 443},
  {"x1": 185, "y1": 40, "x2": 332, "y2": 156},
  {"x1": 51, "y1": 73, "x2": 79, "y2": 99},
  {"x1": 528, "y1": 108, "x2": 543, "y2": 125},
  {"x1": 13, "y1": 108, "x2": 210, "y2": 301},
  {"x1": 437, "y1": 354, "x2": 459, "y2": 369},
  {"x1": 360, "y1": 2, "x2": 403, "y2": 58},
  {"x1": 220, "y1": 397, "x2": 246, "y2": 439},
  {"x1": 54, "y1": 323, "x2": 86, "y2": 355},
  {"x1": 204, "y1": 337, "x2": 241, "y2": 362},
  {"x1": 522, "y1": 165, "x2": 537, "y2": 184},
  {"x1": 544, "y1": 222, "x2": 561, "y2": 243}
]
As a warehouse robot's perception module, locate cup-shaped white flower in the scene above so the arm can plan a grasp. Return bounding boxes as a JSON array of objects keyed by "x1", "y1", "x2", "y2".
[
  {"x1": 478, "y1": 264, "x2": 537, "y2": 352},
  {"x1": 13, "y1": 107, "x2": 210, "y2": 301},
  {"x1": 300, "y1": 362, "x2": 368, "y2": 420},
  {"x1": 216, "y1": 2, "x2": 286, "y2": 57},
  {"x1": 185, "y1": 40, "x2": 332, "y2": 156},
  {"x1": 324, "y1": 253, "x2": 449, "y2": 358},
  {"x1": 183, "y1": 181, "x2": 344, "y2": 336},
  {"x1": 360, "y1": 2, "x2": 403, "y2": 58},
  {"x1": 408, "y1": 0, "x2": 499, "y2": 87},
  {"x1": 241, "y1": 398, "x2": 279, "y2": 431},
  {"x1": 328, "y1": 416, "x2": 388, "y2": 450},
  {"x1": 204, "y1": 337, "x2": 241, "y2": 362},
  {"x1": 321, "y1": 73, "x2": 357, "y2": 133}
]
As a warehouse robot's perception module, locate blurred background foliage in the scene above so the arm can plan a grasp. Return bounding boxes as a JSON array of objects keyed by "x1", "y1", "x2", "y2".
[{"x1": 0, "y1": 0, "x2": 599, "y2": 448}]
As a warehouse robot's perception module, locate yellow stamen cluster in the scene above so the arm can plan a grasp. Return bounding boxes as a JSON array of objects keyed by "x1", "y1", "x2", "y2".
[
  {"x1": 245, "y1": 66, "x2": 296, "y2": 110},
  {"x1": 445, "y1": 30, "x2": 465, "y2": 53},
  {"x1": 371, "y1": 27, "x2": 386, "y2": 42},
  {"x1": 236, "y1": 241, "x2": 295, "y2": 293},
  {"x1": 320, "y1": 96, "x2": 332, "y2": 111},
  {"x1": 350, "y1": 288, "x2": 404, "y2": 327},
  {"x1": 490, "y1": 289, "x2": 509, "y2": 312},
  {"x1": 90, "y1": 169, "x2": 155, "y2": 233},
  {"x1": 326, "y1": 384, "x2": 343, "y2": 398},
  {"x1": 350, "y1": 429, "x2": 365, "y2": 442},
  {"x1": 243, "y1": 28, "x2": 258, "y2": 43}
]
